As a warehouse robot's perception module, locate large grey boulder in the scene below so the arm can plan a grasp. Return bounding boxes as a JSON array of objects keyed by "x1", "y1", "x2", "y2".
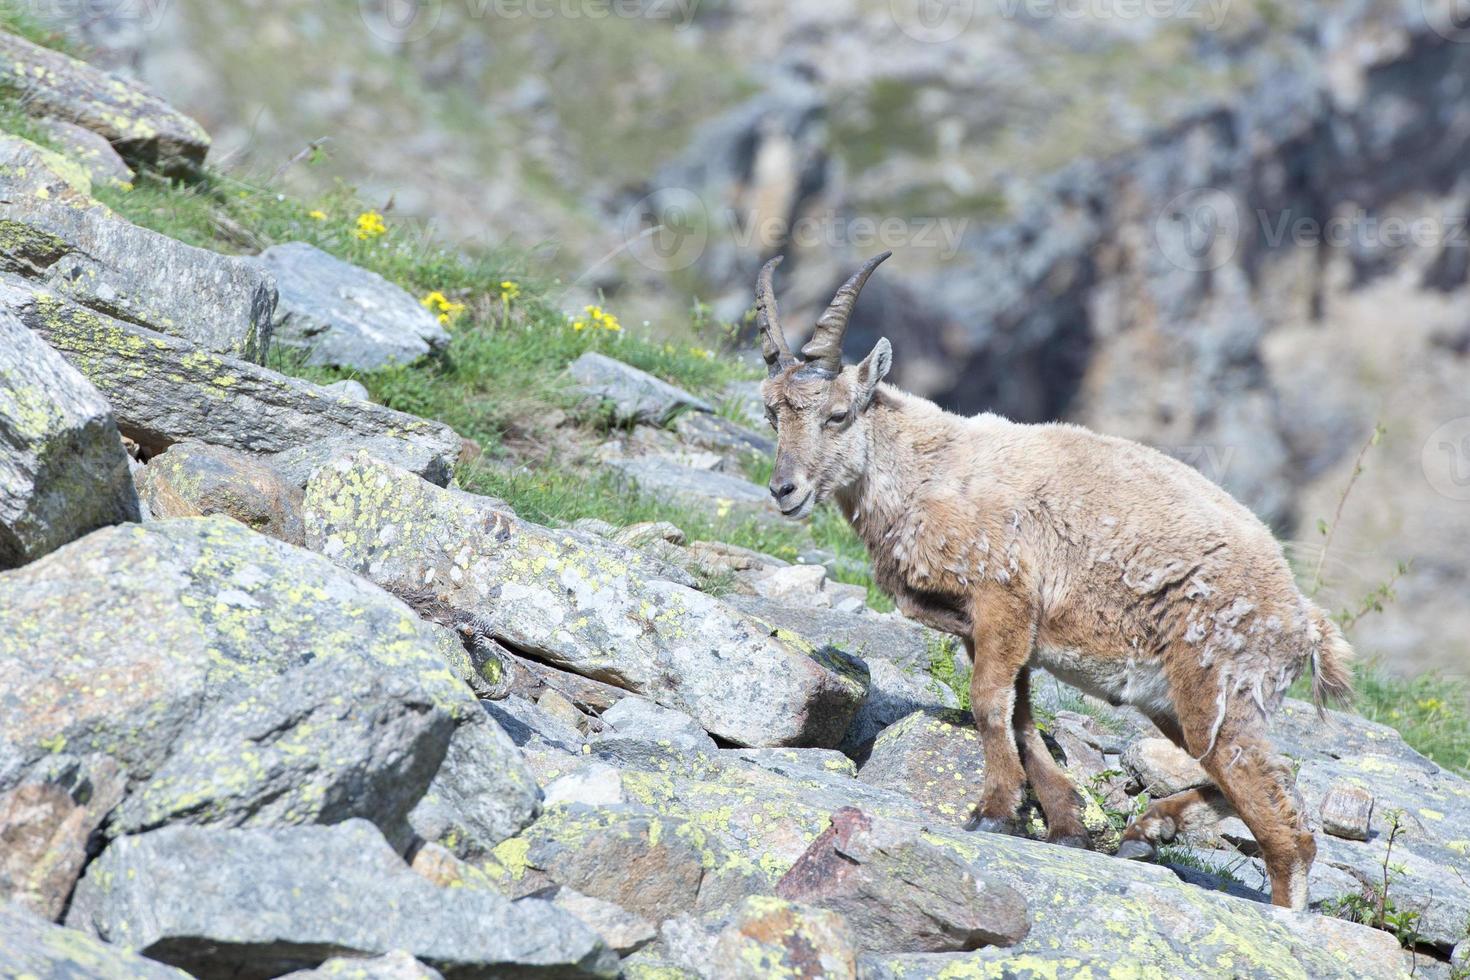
[
  {"x1": 606, "y1": 455, "x2": 774, "y2": 523},
  {"x1": 138, "y1": 439, "x2": 306, "y2": 545},
  {"x1": 303, "y1": 454, "x2": 868, "y2": 747},
  {"x1": 0, "y1": 135, "x2": 273, "y2": 361},
  {"x1": 66, "y1": 820, "x2": 618, "y2": 979},
  {"x1": 0, "y1": 902, "x2": 191, "y2": 979},
  {"x1": 776, "y1": 807, "x2": 1029, "y2": 953},
  {"x1": 568, "y1": 352, "x2": 714, "y2": 425},
  {"x1": 0, "y1": 517, "x2": 538, "y2": 912},
  {"x1": 253, "y1": 242, "x2": 449, "y2": 370},
  {"x1": 0, "y1": 31, "x2": 210, "y2": 174},
  {"x1": 857, "y1": 711, "x2": 986, "y2": 826},
  {"x1": 4, "y1": 279, "x2": 462, "y2": 486},
  {"x1": 35, "y1": 116, "x2": 135, "y2": 188},
  {"x1": 0, "y1": 308, "x2": 138, "y2": 569}
]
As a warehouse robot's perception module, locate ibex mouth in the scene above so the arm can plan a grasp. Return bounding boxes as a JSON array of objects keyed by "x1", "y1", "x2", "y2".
[{"x1": 779, "y1": 492, "x2": 814, "y2": 519}]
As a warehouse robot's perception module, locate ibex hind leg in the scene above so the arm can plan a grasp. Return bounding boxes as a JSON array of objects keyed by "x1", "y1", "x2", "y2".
[
  {"x1": 1119, "y1": 709, "x2": 1234, "y2": 860},
  {"x1": 1013, "y1": 671, "x2": 1090, "y2": 848}
]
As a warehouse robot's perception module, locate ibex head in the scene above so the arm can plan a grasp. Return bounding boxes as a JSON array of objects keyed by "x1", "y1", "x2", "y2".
[{"x1": 756, "y1": 251, "x2": 893, "y2": 520}]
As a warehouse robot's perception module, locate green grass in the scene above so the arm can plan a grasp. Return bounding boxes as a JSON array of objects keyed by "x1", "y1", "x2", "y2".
[
  {"x1": 0, "y1": 5, "x2": 75, "y2": 53},
  {"x1": 1346, "y1": 666, "x2": 1470, "y2": 777}
]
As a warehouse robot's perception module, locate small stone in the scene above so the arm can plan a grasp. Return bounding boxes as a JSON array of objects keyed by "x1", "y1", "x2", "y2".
[
  {"x1": 537, "y1": 689, "x2": 588, "y2": 733},
  {"x1": 751, "y1": 563, "x2": 829, "y2": 603},
  {"x1": 253, "y1": 242, "x2": 449, "y2": 371},
  {"x1": 826, "y1": 582, "x2": 869, "y2": 613},
  {"x1": 323, "y1": 379, "x2": 372, "y2": 401},
  {"x1": 552, "y1": 886, "x2": 658, "y2": 955},
  {"x1": 662, "y1": 896, "x2": 859, "y2": 980},
  {"x1": 543, "y1": 763, "x2": 625, "y2": 808},
  {"x1": 138, "y1": 440, "x2": 305, "y2": 546},
  {"x1": 1121, "y1": 738, "x2": 1211, "y2": 797},
  {"x1": 776, "y1": 807, "x2": 1030, "y2": 953},
  {"x1": 568, "y1": 351, "x2": 714, "y2": 425},
  {"x1": 280, "y1": 951, "x2": 445, "y2": 980},
  {"x1": 1320, "y1": 784, "x2": 1375, "y2": 841},
  {"x1": 596, "y1": 697, "x2": 717, "y2": 755}
]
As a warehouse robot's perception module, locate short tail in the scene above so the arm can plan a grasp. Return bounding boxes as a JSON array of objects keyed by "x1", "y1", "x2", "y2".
[{"x1": 1310, "y1": 611, "x2": 1356, "y2": 719}]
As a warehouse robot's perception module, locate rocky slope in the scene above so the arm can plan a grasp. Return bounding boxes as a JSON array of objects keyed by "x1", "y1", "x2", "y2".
[
  {"x1": 51, "y1": 0, "x2": 1470, "y2": 682},
  {"x1": 2, "y1": 22, "x2": 1469, "y2": 980}
]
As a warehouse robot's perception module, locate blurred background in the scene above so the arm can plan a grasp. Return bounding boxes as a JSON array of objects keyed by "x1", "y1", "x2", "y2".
[{"x1": 28, "y1": 0, "x2": 1470, "y2": 682}]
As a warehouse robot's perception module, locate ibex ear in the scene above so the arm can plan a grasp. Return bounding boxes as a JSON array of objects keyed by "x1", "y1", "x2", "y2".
[{"x1": 855, "y1": 337, "x2": 892, "y2": 410}]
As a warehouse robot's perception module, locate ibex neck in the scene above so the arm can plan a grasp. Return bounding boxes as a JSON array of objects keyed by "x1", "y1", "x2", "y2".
[{"x1": 836, "y1": 387, "x2": 954, "y2": 542}]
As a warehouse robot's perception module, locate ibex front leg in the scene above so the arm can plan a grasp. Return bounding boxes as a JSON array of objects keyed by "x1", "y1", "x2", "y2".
[{"x1": 964, "y1": 586, "x2": 1037, "y2": 835}]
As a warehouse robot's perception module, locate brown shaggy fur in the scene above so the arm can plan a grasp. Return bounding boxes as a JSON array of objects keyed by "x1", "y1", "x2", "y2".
[{"x1": 760, "y1": 338, "x2": 1353, "y2": 910}]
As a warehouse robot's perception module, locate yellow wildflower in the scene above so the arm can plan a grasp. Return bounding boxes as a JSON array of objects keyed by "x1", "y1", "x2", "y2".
[
  {"x1": 354, "y1": 210, "x2": 387, "y2": 240},
  {"x1": 307, "y1": 209, "x2": 328, "y2": 221},
  {"x1": 421, "y1": 290, "x2": 467, "y2": 327},
  {"x1": 1418, "y1": 698, "x2": 1444, "y2": 713},
  {"x1": 499, "y1": 280, "x2": 521, "y2": 303}
]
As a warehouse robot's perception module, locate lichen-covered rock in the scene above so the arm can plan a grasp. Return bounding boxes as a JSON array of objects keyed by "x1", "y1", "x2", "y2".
[
  {"x1": 594, "y1": 697, "x2": 718, "y2": 757},
  {"x1": 1319, "y1": 783, "x2": 1375, "y2": 841},
  {"x1": 857, "y1": 711, "x2": 985, "y2": 825},
  {"x1": 4, "y1": 280, "x2": 462, "y2": 486},
  {"x1": 550, "y1": 886, "x2": 659, "y2": 955},
  {"x1": 776, "y1": 807, "x2": 1029, "y2": 953},
  {"x1": 0, "y1": 307, "x2": 138, "y2": 569},
  {"x1": 0, "y1": 31, "x2": 210, "y2": 174},
  {"x1": 660, "y1": 896, "x2": 859, "y2": 980},
  {"x1": 139, "y1": 439, "x2": 305, "y2": 545},
  {"x1": 65, "y1": 819, "x2": 618, "y2": 979},
  {"x1": 0, "y1": 516, "x2": 536, "y2": 910},
  {"x1": 303, "y1": 454, "x2": 868, "y2": 747},
  {"x1": 107, "y1": 656, "x2": 455, "y2": 846},
  {"x1": 253, "y1": 242, "x2": 449, "y2": 371},
  {"x1": 568, "y1": 351, "x2": 713, "y2": 425},
  {"x1": 0, "y1": 902, "x2": 191, "y2": 979},
  {"x1": 724, "y1": 598, "x2": 960, "y2": 752},
  {"x1": 491, "y1": 805, "x2": 707, "y2": 922},
  {"x1": 0, "y1": 752, "x2": 125, "y2": 920},
  {"x1": 36, "y1": 116, "x2": 135, "y2": 188},
  {"x1": 0, "y1": 136, "x2": 273, "y2": 361},
  {"x1": 605, "y1": 740, "x2": 1405, "y2": 977},
  {"x1": 406, "y1": 704, "x2": 544, "y2": 862}
]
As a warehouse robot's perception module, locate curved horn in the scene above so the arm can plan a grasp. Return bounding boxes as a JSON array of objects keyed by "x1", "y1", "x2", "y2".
[
  {"x1": 756, "y1": 255, "x2": 796, "y2": 377},
  {"x1": 800, "y1": 250, "x2": 892, "y2": 373}
]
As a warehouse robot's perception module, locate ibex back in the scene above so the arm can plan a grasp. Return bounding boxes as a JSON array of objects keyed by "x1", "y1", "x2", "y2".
[{"x1": 754, "y1": 252, "x2": 1354, "y2": 910}]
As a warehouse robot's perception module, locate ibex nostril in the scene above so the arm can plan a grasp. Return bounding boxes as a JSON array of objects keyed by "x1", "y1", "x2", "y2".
[{"x1": 770, "y1": 481, "x2": 797, "y2": 500}]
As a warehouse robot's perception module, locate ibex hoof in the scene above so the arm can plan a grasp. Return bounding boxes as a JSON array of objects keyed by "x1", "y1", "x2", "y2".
[
  {"x1": 966, "y1": 815, "x2": 1021, "y2": 836},
  {"x1": 1050, "y1": 833, "x2": 1092, "y2": 851},
  {"x1": 1116, "y1": 838, "x2": 1157, "y2": 862}
]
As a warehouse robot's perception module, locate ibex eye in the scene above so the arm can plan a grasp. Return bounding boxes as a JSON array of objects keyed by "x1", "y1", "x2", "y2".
[{"x1": 826, "y1": 411, "x2": 849, "y2": 427}]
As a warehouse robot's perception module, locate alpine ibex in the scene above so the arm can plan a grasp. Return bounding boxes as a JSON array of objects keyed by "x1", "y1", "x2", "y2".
[{"x1": 755, "y1": 251, "x2": 1354, "y2": 910}]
